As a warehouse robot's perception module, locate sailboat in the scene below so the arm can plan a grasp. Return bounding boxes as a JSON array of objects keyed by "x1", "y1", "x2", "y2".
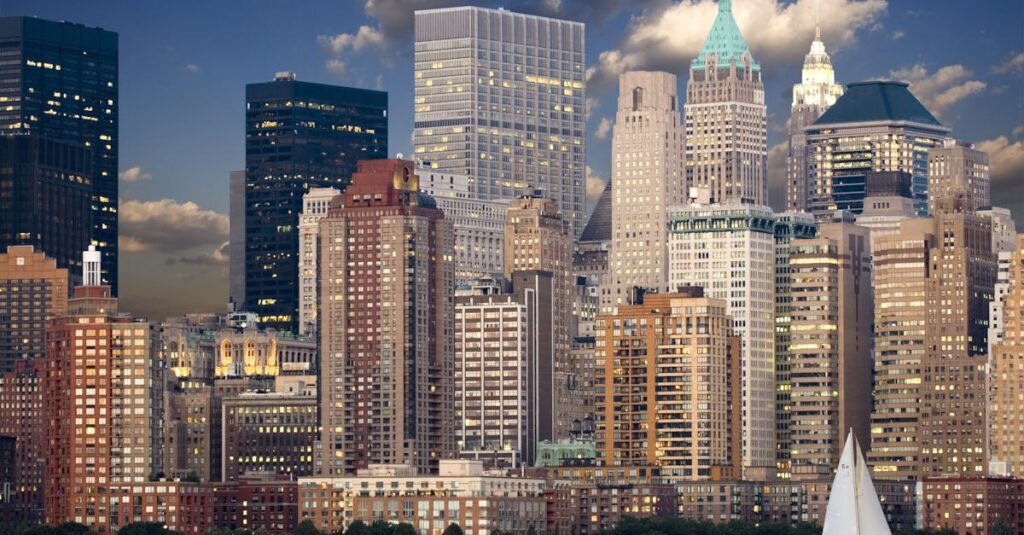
[{"x1": 822, "y1": 430, "x2": 892, "y2": 535}]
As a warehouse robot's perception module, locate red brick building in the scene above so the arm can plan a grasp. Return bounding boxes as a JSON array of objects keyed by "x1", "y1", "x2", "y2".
[
  {"x1": 921, "y1": 477, "x2": 1024, "y2": 535},
  {"x1": 212, "y1": 474, "x2": 299, "y2": 534},
  {"x1": 0, "y1": 359, "x2": 45, "y2": 524}
]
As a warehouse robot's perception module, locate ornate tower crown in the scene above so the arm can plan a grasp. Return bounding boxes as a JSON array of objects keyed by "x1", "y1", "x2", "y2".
[{"x1": 691, "y1": 0, "x2": 759, "y2": 72}]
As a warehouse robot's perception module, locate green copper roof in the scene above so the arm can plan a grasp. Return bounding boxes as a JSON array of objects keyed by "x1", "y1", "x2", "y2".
[
  {"x1": 692, "y1": 0, "x2": 760, "y2": 72},
  {"x1": 814, "y1": 81, "x2": 943, "y2": 127}
]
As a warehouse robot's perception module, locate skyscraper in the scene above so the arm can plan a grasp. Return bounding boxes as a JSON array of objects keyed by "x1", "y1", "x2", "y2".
[
  {"x1": 0, "y1": 17, "x2": 118, "y2": 290},
  {"x1": 685, "y1": 0, "x2": 766, "y2": 205},
  {"x1": 786, "y1": 27, "x2": 844, "y2": 212},
  {"x1": 787, "y1": 221, "x2": 873, "y2": 477},
  {"x1": 44, "y1": 250, "x2": 163, "y2": 528},
  {"x1": 927, "y1": 138, "x2": 990, "y2": 214},
  {"x1": 607, "y1": 71, "x2": 684, "y2": 309},
  {"x1": 413, "y1": 7, "x2": 586, "y2": 237},
  {"x1": 229, "y1": 170, "x2": 246, "y2": 309},
  {"x1": 297, "y1": 186, "x2": 340, "y2": 336},
  {"x1": 990, "y1": 234, "x2": 1024, "y2": 477},
  {"x1": 0, "y1": 245, "x2": 67, "y2": 372},
  {"x1": 594, "y1": 289, "x2": 742, "y2": 482},
  {"x1": 503, "y1": 194, "x2": 578, "y2": 439},
  {"x1": 668, "y1": 200, "x2": 777, "y2": 473},
  {"x1": 318, "y1": 160, "x2": 453, "y2": 475},
  {"x1": 806, "y1": 81, "x2": 950, "y2": 219},
  {"x1": 245, "y1": 72, "x2": 387, "y2": 332}
]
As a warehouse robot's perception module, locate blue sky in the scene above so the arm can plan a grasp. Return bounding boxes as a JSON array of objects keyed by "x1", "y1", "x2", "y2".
[{"x1": 8, "y1": 0, "x2": 1023, "y2": 319}]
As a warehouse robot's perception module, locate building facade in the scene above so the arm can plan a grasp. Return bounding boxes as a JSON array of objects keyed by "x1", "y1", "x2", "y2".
[
  {"x1": 787, "y1": 222, "x2": 873, "y2": 477},
  {"x1": 0, "y1": 359, "x2": 45, "y2": 524},
  {"x1": 786, "y1": 27, "x2": 844, "y2": 212},
  {"x1": 594, "y1": 290, "x2": 741, "y2": 481},
  {"x1": 221, "y1": 392, "x2": 318, "y2": 481},
  {"x1": 806, "y1": 81, "x2": 950, "y2": 219},
  {"x1": 606, "y1": 71, "x2": 684, "y2": 309},
  {"x1": 419, "y1": 166, "x2": 507, "y2": 285},
  {"x1": 0, "y1": 245, "x2": 68, "y2": 372},
  {"x1": 297, "y1": 187, "x2": 340, "y2": 336},
  {"x1": 685, "y1": 0, "x2": 766, "y2": 205},
  {"x1": 0, "y1": 17, "x2": 119, "y2": 290},
  {"x1": 988, "y1": 235, "x2": 1024, "y2": 477},
  {"x1": 927, "y1": 138, "x2": 990, "y2": 214},
  {"x1": 413, "y1": 6, "x2": 586, "y2": 237},
  {"x1": 245, "y1": 72, "x2": 387, "y2": 331},
  {"x1": 503, "y1": 195, "x2": 578, "y2": 439},
  {"x1": 921, "y1": 477, "x2": 1024, "y2": 535},
  {"x1": 319, "y1": 159, "x2": 454, "y2": 475},
  {"x1": 668, "y1": 202, "x2": 777, "y2": 474}
]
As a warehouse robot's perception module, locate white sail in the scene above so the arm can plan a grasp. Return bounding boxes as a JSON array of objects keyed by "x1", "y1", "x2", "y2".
[{"x1": 822, "y1": 430, "x2": 892, "y2": 535}]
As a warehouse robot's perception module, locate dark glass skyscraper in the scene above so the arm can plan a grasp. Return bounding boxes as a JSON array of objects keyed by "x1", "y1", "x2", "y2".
[
  {"x1": 244, "y1": 73, "x2": 387, "y2": 331},
  {"x1": 0, "y1": 17, "x2": 118, "y2": 291}
]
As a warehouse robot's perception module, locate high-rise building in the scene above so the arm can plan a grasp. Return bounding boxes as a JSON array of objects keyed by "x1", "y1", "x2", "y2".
[
  {"x1": 503, "y1": 194, "x2": 578, "y2": 438},
  {"x1": 920, "y1": 193, "x2": 994, "y2": 478},
  {"x1": 928, "y1": 139, "x2": 990, "y2": 214},
  {"x1": 44, "y1": 250, "x2": 163, "y2": 529},
  {"x1": 229, "y1": 170, "x2": 246, "y2": 309},
  {"x1": 606, "y1": 71, "x2": 684, "y2": 309},
  {"x1": 418, "y1": 166, "x2": 507, "y2": 285},
  {"x1": 297, "y1": 187, "x2": 340, "y2": 336},
  {"x1": 685, "y1": 0, "x2": 766, "y2": 205},
  {"x1": 855, "y1": 171, "x2": 918, "y2": 243},
  {"x1": 979, "y1": 206, "x2": 1018, "y2": 254},
  {"x1": 0, "y1": 359, "x2": 45, "y2": 524},
  {"x1": 868, "y1": 218, "x2": 934, "y2": 480},
  {"x1": 772, "y1": 211, "x2": 818, "y2": 479},
  {"x1": 221, "y1": 392, "x2": 318, "y2": 481},
  {"x1": 787, "y1": 221, "x2": 873, "y2": 477},
  {"x1": 786, "y1": 27, "x2": 844, "y2": 212},
  {"x1": 413, "y1": 7, "x2": 586, "y2": 237},
  {"x1": 454, "y1": 288, "x2": 530, "y2": 467},
  {"x1": 870, "y1": 193, "x2": 995, "y2": 480},
  {"x1": 318, "y1": 160, "x2": 453, "y2": 475},
  {"x1": 806, "y1": 81, "x2": 950, "y2": 219},
  {"x1": 594, "y1": 289, "x2": 742, "y2": 481},
  {"x1": 245, "y1": 72, "x2": 387, "y2": 332},
  {"x1": 577, "y1": 179, "x2": 611, "y2": 320},
  {"x1": 990, "y1": 234, "x2": 1024, "y2": 477},
  {"x1": 0, "y1": 18, "x2": 118, "y2": 290},
  {"x1": 668, "y1": 201, "x2": 777, "y2": 474},
  {"x1": 0, "y1": 245, "x2": 67, "y2": 372}
]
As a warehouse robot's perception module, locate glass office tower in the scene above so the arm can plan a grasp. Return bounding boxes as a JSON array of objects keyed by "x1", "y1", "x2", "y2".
[
  {"x1": 244, "y1": 72, "x2": 387, "y2": 332},
  {"x1": 413, "y1": 7, "x2": 586, "y2": 237},
  {"x1": 0, "y1": 17, "x2": 118, "y2": 290}
]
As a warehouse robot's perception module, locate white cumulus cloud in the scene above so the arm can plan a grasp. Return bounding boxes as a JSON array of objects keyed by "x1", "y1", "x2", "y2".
[
  {"x1": 119, "y1": 199, "x2": 229, "y2": 254},
  {"x1": 993, "y1": 52, "x2": 1024, "y2": 75},
  {"x1": 887, "y1": 64, "x2": 986, "y2": 118},
  {"x1": 119, "y1": 166, "x2": 152, "y2": 183},
  {"x1": 595, "y1": 117, "x2": 612, "y2": 141}
]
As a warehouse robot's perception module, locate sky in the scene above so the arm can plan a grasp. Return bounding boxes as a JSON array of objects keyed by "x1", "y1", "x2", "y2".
[{"x1": 7, "y1": 0, "x2": 1023, "y2": 320}]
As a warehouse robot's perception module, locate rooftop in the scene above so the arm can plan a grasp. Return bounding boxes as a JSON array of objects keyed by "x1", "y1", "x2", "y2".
[
  {"x1": 691, "y1": 0, "x2": 760, "y2": 72},
  {"x1": 814, "y1": 81, "x2": 944, "y2": 127}
]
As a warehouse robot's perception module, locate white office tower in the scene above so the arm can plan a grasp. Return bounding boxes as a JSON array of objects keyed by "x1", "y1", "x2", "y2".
[
  {"x1": 606, "y1": 71, "x2": 685, "y2": 309},
  {"x1": 414, "y1": 7, "x2": 586, "y2": 237},
  {"x1": 668, "y1": 194, "x2": 777, "y2": 475},
  {"x1": 418, "y1": 165, "x2": 508, "y2": 285},
  {"x1": 978, "y1": 206, "x2": 1018, "y2": 254},
  {"x1": 297, "y1": 187, "x2": 340, "y2": 336},
  {"x1": 786, "y1": 27, "x2": 844, "y2": 212},
  {"x1": 685, "y1": 0, "x2": 766, "y2": 204}
]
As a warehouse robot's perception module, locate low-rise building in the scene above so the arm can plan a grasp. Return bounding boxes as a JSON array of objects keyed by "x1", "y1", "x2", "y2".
[{"x1": 921, "y1": 477, "x2": 1024, "y2": 535}]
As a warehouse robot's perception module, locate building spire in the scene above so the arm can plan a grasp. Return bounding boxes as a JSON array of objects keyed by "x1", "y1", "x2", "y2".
[
  {"x1": 815, "y1": 25, "x2": 821, "y2": 41},
  {"x1": 720, "y1": 0, "x2": 732, "y2": 13}
]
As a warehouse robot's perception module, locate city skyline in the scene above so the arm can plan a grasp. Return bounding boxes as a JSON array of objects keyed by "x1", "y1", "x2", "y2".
[{"x1": 3, "y1": 0, "x2": 1021, "y2": 319}]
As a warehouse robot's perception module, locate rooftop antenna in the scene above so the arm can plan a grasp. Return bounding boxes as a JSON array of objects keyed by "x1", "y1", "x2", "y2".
[{"x1": 815, "y1": 0, "x2": 821, "y2": 40}]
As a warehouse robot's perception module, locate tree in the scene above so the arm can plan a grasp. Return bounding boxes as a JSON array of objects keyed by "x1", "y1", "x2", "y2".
[
  {"x1": 343, "y1": 522, "x2": 371, "y2": 535},
  {"x1": 393, "y1": 524, "x2": 417, "y2": 535},
  {"x1": 294, "y1": 521, "x2": 321, "y2": 535},
  {"x1": 117, "y1": 523, "x2": 182, "y2": 535},
  {"x1": 441, "y1": 524, "x2": 463, "y2": 535},
  {"x1": 990, "y1": 521, "x2": 1012, "y2": 535}
]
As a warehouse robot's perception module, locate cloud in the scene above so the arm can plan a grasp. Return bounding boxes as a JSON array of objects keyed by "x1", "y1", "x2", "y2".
[
  {"x1": 509, "y1": 0, "x2": 666, "y2": 25},
  {"x1": 167, "y1": 242, "x2": 230, "y2": 268},
  {"x1": 586, "y1": 0, "x2": 887, "y2": 90},
  {"x1": 993, "y1": 52, "x2": 1024, "y2": 75},
  {"x1": 325, "y1": 58, "x2": 346, "y2": 75},
  {"x1": 119, "y1": 166, "x2": 152, "y2": 183},
  {"x1": 585, "y1": 97, "x2": 599, "y2": 121},
  {"x1": 595, "y1": 117, "x2": 612, "y2": 141},
  {"x1": 585, "y1": 165, "x2": 607, "y2": 207},
  {"x1": 317, "y1": 25, "x2": 385, "y2": 55},
  {"x1": 978, "y1": 132, "x2": 1024, "y2": 222},
  {"x1": 887, "y1": 64, "x2": 986, "y2": 117},
  {"x1": 891, "y1": 30, "x2": 905, "y2": 40},
  {"x1": 183, "y1": 63, "x2": 200, "y2": 73},
  {"x1": 119, "y1": 199, "x2": 229, "y2": 253}
]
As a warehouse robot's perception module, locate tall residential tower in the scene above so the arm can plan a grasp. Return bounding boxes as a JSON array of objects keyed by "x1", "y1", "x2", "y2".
[{"x1": 685, "y1": 0, "x2": 766, "y2": 205}]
